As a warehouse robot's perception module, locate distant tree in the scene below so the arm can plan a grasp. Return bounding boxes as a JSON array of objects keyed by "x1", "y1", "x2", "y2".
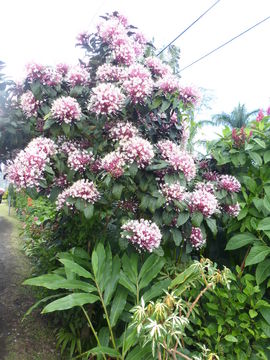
[
  {"x1": 207, "y1": 103, "x2": 259, "y2": 128},
  {"x1": 0, "y1": 62, "x2": 33, "y2": 162}
]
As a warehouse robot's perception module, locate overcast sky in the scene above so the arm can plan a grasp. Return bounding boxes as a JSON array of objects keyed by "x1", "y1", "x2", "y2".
[{"x1": 1, "y1": 0, "x2": 270, "y2": 133}]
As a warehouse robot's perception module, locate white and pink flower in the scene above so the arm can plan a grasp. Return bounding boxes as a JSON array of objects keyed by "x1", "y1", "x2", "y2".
[
  {"x1": 224, "y1": 203, "x2": 240, "y2": 217},
  {"x1": 190, "y1": 227, "x2": 206, "y2": 249},
  {"x1": 218, "y1": 175, "x2": 241, "y2": 193},
  {"x1": 67, "y1": 149, "x2": 93, "y2": 172},
  {"x1": 121, "y1": 219, "x2": 162, "y2": 252},
  {"x1": 66, "y1": 66, "x2": 90, "y2": 87},
  {"x1": 101, "y1": 151, "x2": 126, "y2": 178},
  {"x1": 188, "y1": 189, "x2": 219, "y2": 217},
  {"x1": 20, "y1": 91, "x2": 39, "y2": 118},
  {"x1": 51, "y1": 96, "x2": 82, "y2": 124},
  {"x1": 109, "y1": 122, "x2": 138, "y2": 141},
  {"x1": 88, "y1": 83, "x2": 125, "y2": 115},
  {"x1": 160, "y1": 182, "x2": 186, "y2": 203},
  {"x1": 56, "y1": 179, "x2": 100, "y2": 210},
  {"x1": 145, "y1": 57, "x2": 172, "y2": 77},
  {"x1": 120, "y1": 136, "x2": 154, "y2": 168}
]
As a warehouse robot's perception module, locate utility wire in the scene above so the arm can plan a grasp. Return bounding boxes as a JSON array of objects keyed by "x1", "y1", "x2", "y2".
[
  {"x1": 179, "y1": 15, "x2": 270, "y2": 73},
  {"x1": 156, "y1": 0, "x2": 221, "y2": 56},
  {"x1": 87, "y1": 0, "x2": 107, "y2": 30}
]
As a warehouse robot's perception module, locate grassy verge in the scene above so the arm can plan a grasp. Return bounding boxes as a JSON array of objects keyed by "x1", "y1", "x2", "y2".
[{"x1": 0, "y1": 202, "x2": 61, "y2": 360}]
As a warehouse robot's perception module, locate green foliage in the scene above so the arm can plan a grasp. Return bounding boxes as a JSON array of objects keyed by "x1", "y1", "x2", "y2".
[
  {"x1": 191, "y1": 268, "x2": 270, "y2": 359},
  {"x1": 210, "y1": 116, "x2": 270, "y2": 288}
]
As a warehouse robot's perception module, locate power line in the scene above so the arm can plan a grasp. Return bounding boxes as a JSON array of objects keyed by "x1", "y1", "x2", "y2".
[
  {"x1": 156, "y1": 0, "x2": 221, "y2": 56},
  {"x1": 87, "y1": 0, "x2": 107, "y2": 30},
  {"x1": 179, "y1": 15, "x2": 270, "y2": 73}
]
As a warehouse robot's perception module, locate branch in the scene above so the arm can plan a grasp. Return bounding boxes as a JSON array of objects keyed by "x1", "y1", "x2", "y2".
[{"x1": 186, "y1": 282, "x2": 213, "y2": 319}]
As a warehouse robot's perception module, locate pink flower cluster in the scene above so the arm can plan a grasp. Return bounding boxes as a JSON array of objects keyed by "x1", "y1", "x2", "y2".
[
  {"x1": 179, "y1": 87, "x2": 200, "y2": 107},
  {"x1": 224, "y1": 203, "x2": 240, "y2": 217},
  {"x1": 195, "y1": 182, "x2": 215, "y2": 194},
  {"x1": 26, "y1": 63, "x2": 62, "y2": 86},
  {"x1": 56, "y1": 179, "x2": 100, "y2": 210},
  {"x1": 180, "y1": 119, "x2": 190, "y2": 150},
  {"x1": 7, "y1": 137, "x2": 57, "y2": 189},
  {"x1": 101, "y1": 151, "x2": 125, "y2": 178},
  {"x1": 76, "y1": 31, "x2": 90, "y2": 45},
  {"x1": 56, "y1": 63, "x2": 70, "y2": 76},
  {"x1": 96, "y1": 63, "x2": 124, "y2": 82},
  {"x1": 67, "y1": 149, "x2": 93, "y2": 172},
  {"x1": 20, "y1": 91, "x2": 39, "y2": 118},
  {"x1": 160, "y1": 182, "x2": 186, "y2": 204},
  {"x1": 203, "y1": 171, "x2": 219, "y2": 181},
  {"x1": 122, "y1": 64, "x2": 153, "y2": 103},
  {"x1": 188, "y1": 189, "x2": 219, "y2": 217},
  {"x1": 145, "y1": 57, "x2": 172, "y2": 77},
  {"x1": 54, "y1": 174, "x2": 68, "y2": 188},
  {"x1": 190, "y1": 227, "x2": 206, "y2": 249},
  {"x1": 218, "y1": 175, "x2": 241, "y2": 193},
  {"x1": 0, "y1": 188, "x2": 5, "y2": 195},
  {"x1": 51, "y1": 96, "x2": 82, "y2": 124},
  {"x1": 66, "y1": 66, "x2": 90, "y2": 87},
  {"x1": 97, "y1": 13, "x2": 146, "y2": 65},
  {"x1": 121, "y1": 219, "x2": 162, "y2": 252},
  {"x1": 156, "y1": 74, "x2": 180, "y2": 94},
  {"x1": 158, "y1": 140, "x2": 196, "y2": 180},
  {"x1": 109, "y1": 121, "x2": 138, "y2": 141},
  {"x1": 88, "y1": 83, "x2": 125, "y2": 115},
  {"x1": 256, "y1": 109, "x2": 264, "y2": 122},
  {"x1": 120, "y1": 136, "x2": 155, "y2": 168}
]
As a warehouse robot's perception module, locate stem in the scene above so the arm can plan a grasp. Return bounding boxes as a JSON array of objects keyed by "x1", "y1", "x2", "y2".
[
  {"x1": 186, "y1": 282, "x2": 213, "y2": 319},
  {"x1": 238, "y1": 245, "x2": 251, "y2": 277},
  {"x1": 136, "y1": 280, "x2": 140, "y2": 305},
  {"x1": 81, "y1": 306, "x2": 106, "y2": 360},
  {"x1": 163, "y1": 343, "x2": 192, "y2": 360},
  {"x1": 95, "y1": 280, "x2": 117, "y2": 352}
]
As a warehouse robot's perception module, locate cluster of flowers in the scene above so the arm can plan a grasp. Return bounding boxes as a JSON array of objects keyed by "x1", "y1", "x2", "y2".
[
  {"x1": 190, "y1": 227, "x2": 206, "y2": 249},
  {"x1": 66, "y1": 66, "x2": 90, "y2": 87},
  {"x1": 7, "y1": 137, "x2": 57, "y2": 189},
  {"x1": 101, "y1": 151, "x2": 125, "y2": 178},
  {"x1": 109, "y1": 121, "x2": 138, "y2": 141},
  {"x1": 56, "y1": 179, "x2": 100, "y2": 210},
  {"x1": 223, "y1": 203, "x2": 240, "y2": 217},
  {"x1": 187, "y1": 188, "x2": 219, "y2": 217},
  {"x1": 231, "y1": 127, "x2": 252, "y2": 148},
  {"x1": 51, "y1": 96, "x2": 82, "y2": 124},
  {"x1": 145, "y1": 57, "x2": 172, "y2": 77},
  {"x1": 157, "y1": 140, "x2": 196, "y2": 181},
  {"x1": 96, "y1": 63, "x2": 124, "y2": 82},
  {"x1": 88, "y1": 83, "x2": 125, "y2": 115},
  {"x1": 179, "y1": 87, "x2": 200, "y2": 107},
  {"x1": 160, "y1": 182, "x2": 186, "y2": 204},
  {"x1": 121, "y1": 219, "x2": 162, "y2": 252},
  {"x1": 0, "y1": 188, "x2": 5, "y2": 195},
  {"x1": 20, "y1": 90, "x2": 39, "y2": 118},
  {"x1": 97, "y1": 13, "x2": 147, "y2": 66},
  {"x1": 122, "y1": 64, "x2": 154, "y2": 103},
  {"x1": 218, "y1": 175, "x2": 241, "y2": 193},
  {"x1": 26, "y1": 62, "x2": 62, "y2": 86},
  {"x1": 67, "y1": 149, "x2": 93, "y2": 172}
]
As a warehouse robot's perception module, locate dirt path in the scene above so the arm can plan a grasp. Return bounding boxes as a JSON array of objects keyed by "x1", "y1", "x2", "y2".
[{"x1": 0, "y1": 203, "x2": 60, "y2": 360}]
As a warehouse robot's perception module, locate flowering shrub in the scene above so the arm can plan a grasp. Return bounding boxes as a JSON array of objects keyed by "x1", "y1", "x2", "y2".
[{"x1": 5, "y1": 11, "x2": 243, "y2": 358}]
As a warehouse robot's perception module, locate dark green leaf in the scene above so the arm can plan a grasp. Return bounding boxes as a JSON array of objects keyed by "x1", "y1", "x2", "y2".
[
  {"x1": 119, "y1": 271, "x2": 137, "y2": 296},
  {"x1": 59, "y1": 259, "x2": 93, "y2": 279},
  {"x1": 109, "y1": 286, "x2": 128, "y2": 327},
  {"x1": 87, "y1": 346, "x2": 121, "y2": 357},
  {"x1": 138, "y1": 255, "x2": 165, "y2": 290},
  {"x1": 104, "y1": 255, "x2": 121, "y2": 305},
  {"x1": 245, "y1": 246, "x2": 270, "y2": 266},
  {"x1": 191, "y1": 212, "x2": 203, "y2": 227},
  {"x1": 177, "y1": 213, "x2": 189, "y2": 226},
  {"x1": 258, "y1": 218, "x2": 270, "y2": 231},
  {"x1": 171, "y1": 228, "x2": 182, "y2": 246},
  {"x1": 42, "y1": 293, "x2": 99, "y2": 313},
  {"x1": 256, "y1": 259, "x2": 270, "y2": 285},
  {"x1": 205, "y1": 218, "x2": 217, "y2": 236},
  {"x1": 112, "y1": 183, "x2": 124, "y2": 200},
  {"x1": 225, "y1": 233, "x2": 257, "y2": 250},
  {"x1": 264, "y1": 150, "x2": 270, "y2": 164},
  {"x1": 84, "y1": 204, "x2": 94, "y2": 219},
  {"x1": 143, "y1": 279, "x2": 171, "y2": 302}
]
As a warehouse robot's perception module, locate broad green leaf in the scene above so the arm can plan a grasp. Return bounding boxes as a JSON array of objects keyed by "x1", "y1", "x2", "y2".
[
  {"x1": 109, "y1": 286, "x2": 128, "y2": 327},
  {"x1": 260, "y1": 307, "x2": 270, "y2": 325},
  {"x1": 256, "y1": 259, "x2": 270, "y2": 285},
  {"x1": 42, "y1": 293, "x2": 99, "y2": 313},
  {"x1": 86, "y1": 346, "x2": 120, "y2": 357},
  {"x1": 249, "y1": 309, "x2": 258, "y2": 318},
  {"x1": 143, "y1": 279, "x2": 171, "y2": 302},
  {"x1": 225, "y1": 233, "x2": 257, "y2": 250},
  {"x1": 225, "y1": 335, "x2": 238, "y2": 343},
  {"x1": 254, "y1": 138, "x2": 266, "y2": 148},
  {"x1": 245, "y1": 246, "x2": 270, "y2": 266},
  {"x1": 177, "y1": 212, "x2": 189, "y2": 226},
  {"x1": 59, "y1": 259, "x2": 93, "y2": 279},
  {"x1": 264, "y1": 150, "x2": 270, "y2": 164},
  {"x1": 169, "y1": 263, "x2": 201, "y2": 290},
  {"x1": 95, "y1": 243, "x2": 106, "y2": 291},
  {"x1": 23, "y1": 274, "x2": 64, "y2": 289},
  {"x1": 119, "y1": 271, "x2": 137, "y2": 296},
  {"x1": 125, "y1": 345, "x2": 152, "y2": 360},
  {"x1": 122, "y1": 328, "x2": 138, "y2": 356},
  {"x1": 264, "y1": 197, "x2": 270, "y2": 213},
  {"x1": 112, "y1": 183, "x2": 124, "y2": 200},
  {"x1": 249, "y1": 151, "x2": 262, "y2": 166},
  {"x1": 104, "y1": 255, "x2": 121, "y2": 305},
  {"x1": 258, "y1": 217, "x2": 270, "y2": 231},
  {"x1": 205, "y1": 218, "x2": 217, "y2": 236},
  {"x1": 191, "y1": 212, "x2": 203, "y2": 227},
  {"x1": 171, "y1": 228, "x2": 182, "y2": 246},
  {"x1": 122, "y1": 253, "x2": 138, "y2": 285},
  {"x1": 242, "y1": 176, "x2": 257, "y2": 193},
  {"x1": 84, "y1": 204, "x2": 94, "y2": 219},
  {"x1": 75, "y1": 198, "x2": 85, "y2": 211},
  {"x1": 138, "y1": 255, "x2": 165, "y2": 290},
  {"x1": 24, "y1": 275, "x2": 95, "y2": 292},
  {"x1": 237, "y1": 207, "x2": 248, "y2": 221}
]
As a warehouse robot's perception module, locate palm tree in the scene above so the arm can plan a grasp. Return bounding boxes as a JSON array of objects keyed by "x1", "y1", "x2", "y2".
[{"x1": 208, "y1": 103, "x2": 259, "y2": 128}]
